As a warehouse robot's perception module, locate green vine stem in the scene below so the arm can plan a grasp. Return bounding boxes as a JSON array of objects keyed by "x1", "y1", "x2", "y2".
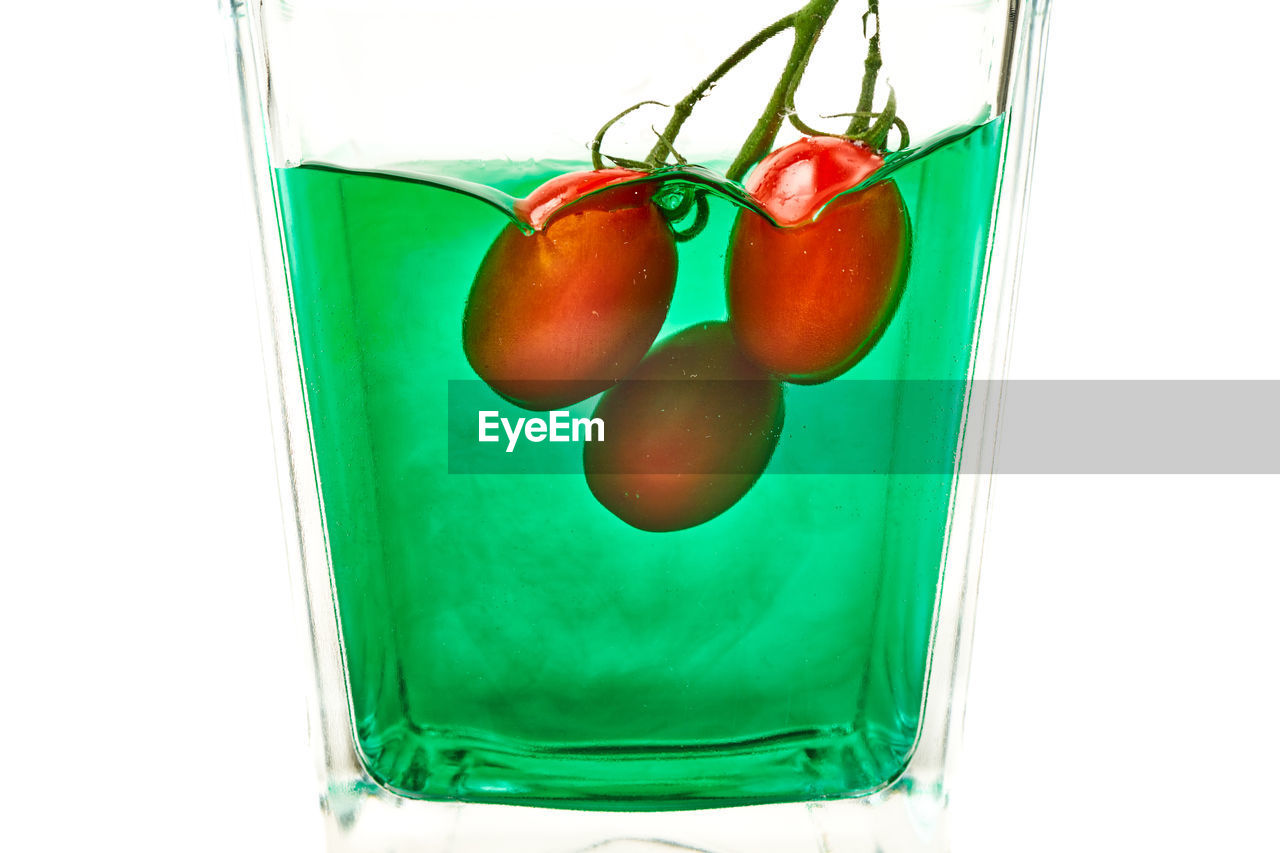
[
  {"x1": 725, "y1": 0, "x2": 841, "y2": 182},
  {"x1": 671, "y1": 193, "x2": 710, "y2": 242},
  {"x1": 656, "y1": 186, "x2": 696, "y2": 221},
  {"x1": 650, "y1": 126, "x2": 688, "y2": 164},
  {"x1": 592, "y1": 100, "x2": 667, "y2": 170},
  {"x1": 592, "y1": 0, "x2": 905, "y2": 182},
  {"x1": 862, "y1": 86, "x2": 897, "y2": 149},
  {"x1": 820, "y1": 106, "x2": 910, "y2": 150},
  {"x1": 847, "y1": 0, "x2": 882, "y2": 135},
  {"x1": 645, "y1": 12, "x2": 798, "y2": 168}
]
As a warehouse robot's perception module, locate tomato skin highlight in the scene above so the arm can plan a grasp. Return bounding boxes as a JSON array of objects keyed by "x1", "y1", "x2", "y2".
[
  {"x1": 464, "y1": 174, "x2": 678, "y2": 411},
  {"x1": 727, "y1": 137, "x2": 911, "y2": 384},
  {"x1": 514, "y1": 168, "x2": 650, "y2": 230},
  {"x1": 583, "y1": 322, "x2": 784, "y2": 533}
]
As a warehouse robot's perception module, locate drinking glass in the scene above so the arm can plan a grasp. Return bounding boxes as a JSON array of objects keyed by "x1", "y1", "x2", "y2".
[{"x1": 223, "y1": 1, "x2": 1052, "y2": 849}]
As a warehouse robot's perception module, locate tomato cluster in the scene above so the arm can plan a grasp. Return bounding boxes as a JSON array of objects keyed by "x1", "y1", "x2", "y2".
[{"x1": 463, "y1": 139, "x2": 909, "y2": 532}]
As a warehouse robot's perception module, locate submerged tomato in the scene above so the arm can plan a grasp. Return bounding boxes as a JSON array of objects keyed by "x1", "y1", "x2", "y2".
[
  {"x1": 727, "y1": 136, "x2": 910, "y2": 384},
  {"x1": 464, "y1": 170, "x2": 678, "y2": 411},
  {"x1": 583, "y1": 322, "x2": 784, "y2": 533}
]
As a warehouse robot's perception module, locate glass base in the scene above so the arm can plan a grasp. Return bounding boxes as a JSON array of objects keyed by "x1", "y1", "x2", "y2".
[
  {"x1": 355, "y1": 724, "x2": 917, "y2": 811},
  {"x1": 322, "y1": 775, "x2": 948, "y2": 852}
]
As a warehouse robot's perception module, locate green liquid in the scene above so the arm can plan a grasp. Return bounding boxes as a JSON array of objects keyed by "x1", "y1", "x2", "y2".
[{"x1": 274, "y1": 117, "x2": 1005, "y2": 809}]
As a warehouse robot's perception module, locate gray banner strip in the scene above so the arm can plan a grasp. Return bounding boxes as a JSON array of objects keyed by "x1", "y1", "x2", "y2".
[{"x1": 994, "y1": 380, "x2": 1280, "y2": 474}]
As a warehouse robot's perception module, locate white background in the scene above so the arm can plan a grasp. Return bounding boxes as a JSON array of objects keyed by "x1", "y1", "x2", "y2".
[{"x1": 2, "y1": 2, "x2": 1277, "y2": 852}]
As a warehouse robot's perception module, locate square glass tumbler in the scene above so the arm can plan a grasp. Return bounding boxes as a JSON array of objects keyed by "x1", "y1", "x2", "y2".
[{"x1": 222, "y1": 1, "x2": 1052, "y2": 849}]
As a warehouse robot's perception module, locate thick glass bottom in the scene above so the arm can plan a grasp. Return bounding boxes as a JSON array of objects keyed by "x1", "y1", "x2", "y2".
[{"x1": 357, "y1": 722, "x2": 917, "y2": 809}]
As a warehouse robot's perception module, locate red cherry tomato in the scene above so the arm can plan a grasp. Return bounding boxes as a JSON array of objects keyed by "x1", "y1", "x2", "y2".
[
  {"x1": 584, "y1": 322, "x2": 784, "y2": 532},
  {"x1": 727, "y1": 137, "x2": 911, "y2": 384},
  {"x1": 464, "y1": 170, "x2": 678, "y2": 410}
]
